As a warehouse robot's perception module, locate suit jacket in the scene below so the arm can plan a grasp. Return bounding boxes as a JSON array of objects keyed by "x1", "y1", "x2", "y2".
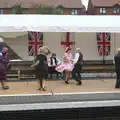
[{"x1": 114, "y1": 53, "x2": 120, "y2": 71}]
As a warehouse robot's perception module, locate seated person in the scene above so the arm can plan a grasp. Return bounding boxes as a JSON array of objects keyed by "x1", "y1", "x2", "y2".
[{"x1": 48, "y1": 53, "x2": 61, "y2": 79}]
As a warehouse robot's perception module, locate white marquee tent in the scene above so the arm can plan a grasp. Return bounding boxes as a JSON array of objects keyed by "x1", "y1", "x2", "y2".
[{"x1": 0, "y1": 15, "x2": 119, "y2": 32}]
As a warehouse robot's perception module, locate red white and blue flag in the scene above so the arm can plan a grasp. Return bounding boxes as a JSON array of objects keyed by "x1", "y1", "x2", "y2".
[
  {"x1": 96, "y1": 32, "x2": 111, "y2": 56},
  {"x1": 61, "y1": 32, "x2": 75, "y2": 48},
  {"x1": 28, "y1": 32, "x2": 43, "y2": 56}
]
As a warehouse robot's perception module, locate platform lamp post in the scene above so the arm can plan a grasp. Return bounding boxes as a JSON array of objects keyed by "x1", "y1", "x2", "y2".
[
  {"x1": 72, "y1": 32, "x2": 76, "y2": 57},
  {"x1": 113, "y1": 32, "x2": 116, "y2": 64}
]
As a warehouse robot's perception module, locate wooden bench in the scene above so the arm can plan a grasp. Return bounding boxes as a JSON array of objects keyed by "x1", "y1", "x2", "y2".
[
  {"x1": 7, "y1": 65, "x2": 115, "y2": 80},
  {"x1": 8, "y1": 69, "x2": 20, "y2": 80},
  {"x1": 7, "y1": 60, "x2": 115, "y2": 80}
]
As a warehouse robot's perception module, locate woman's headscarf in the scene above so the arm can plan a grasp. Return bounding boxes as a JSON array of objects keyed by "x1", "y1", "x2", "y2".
[
  {"x1": 38, "y1": 46, "x2": 46, "y2": 55},
  {"x1": 2, "y1": 47, "x2": 8, "y2": 56},
  {"x1": 38, "y1": 46, "x2": 51, "y2": 55}
]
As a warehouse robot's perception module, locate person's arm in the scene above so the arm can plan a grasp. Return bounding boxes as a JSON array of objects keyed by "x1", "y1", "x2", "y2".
[
  {"x1": 63, "y1": 53, "x2": 69, "y2": 62},
  {"x1": 4, "y1": 56, "x2": 9, "y2": 64},
  {"x1": 56, "y1": 57, "x2": 61, "y2": 65},
  {"x1": 73, "y1": 53, "x2": 79, "y2": 64},
  {"x1": 80, "y1": 53, "x2": 84, "y2": 64},
  {"x1": 114, "y1": 56, "x2": 116, "y2": 65},
  {"x1": 3, "y1": 56, "x2": 10, "y2": 70},
  {"x1": 31, "y1": 60, "x2": 39, "y2": 67}
]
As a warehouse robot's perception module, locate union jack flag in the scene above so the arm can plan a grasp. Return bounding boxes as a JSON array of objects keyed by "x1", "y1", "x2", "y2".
[
  {"x1": 28, "y1": 31, "x2": 43, "y2": 56},
  {"x1": 96, "y1": 32, "x2": 111, "y2": 56}
]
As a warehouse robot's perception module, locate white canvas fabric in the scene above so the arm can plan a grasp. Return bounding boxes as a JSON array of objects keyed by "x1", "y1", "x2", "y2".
[{"x1": 0, "y1": 15, "x2": 119, "y2": 32}]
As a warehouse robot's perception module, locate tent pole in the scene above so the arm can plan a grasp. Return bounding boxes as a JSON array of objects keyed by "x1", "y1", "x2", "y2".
[
  {"x1": 73, "y1": 32, "x2": 75, "y2": 57},
  {"x1": 114, "y1": 33, "x2": 116, "y2": 57},
  {"x1": 103, "y1": 33, "x2": 105, "y2": 65}
]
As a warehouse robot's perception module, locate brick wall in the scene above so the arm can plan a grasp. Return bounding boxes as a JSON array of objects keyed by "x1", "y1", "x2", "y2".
[
  {"x1": 3, "y1": 8, "x2": 12, "y2": 14},
  {"x1": 95, "y1": 7, "x2": 120, "y2": 15},
  {"x1": 87, "y1": 6, "x2": 120, "y2": 15},
  {"x1": 64, "y1": 8, "x2": 86, "y2": 15}
]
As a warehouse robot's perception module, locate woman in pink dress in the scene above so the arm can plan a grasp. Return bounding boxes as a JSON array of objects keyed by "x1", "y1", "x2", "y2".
[{"x1": 55, "y1": 47, "x2": 74, "y2": 84}]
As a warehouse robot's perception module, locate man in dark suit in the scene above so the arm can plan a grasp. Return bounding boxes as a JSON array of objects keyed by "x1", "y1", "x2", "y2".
[
  {"x1": 114, "y1": 48, "x2": 120, "y2": 88},
  {"x1": 72, "y1": 48, "x2": 83, "y2": 85}
]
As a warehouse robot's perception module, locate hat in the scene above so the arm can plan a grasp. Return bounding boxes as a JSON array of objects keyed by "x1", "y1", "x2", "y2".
[{"x1": 65, "y1": 47, "x2": 71, "y2": 52}]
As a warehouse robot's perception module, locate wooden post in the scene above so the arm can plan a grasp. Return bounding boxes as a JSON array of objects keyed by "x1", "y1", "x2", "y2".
[{"x1": 103, "y1": 56, "x2": 105, "y2": 65}]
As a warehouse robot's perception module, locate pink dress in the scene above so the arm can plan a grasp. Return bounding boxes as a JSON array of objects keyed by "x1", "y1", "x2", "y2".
[{"x1": 55, "y1": 53, "x2": 74, "y2": 73}]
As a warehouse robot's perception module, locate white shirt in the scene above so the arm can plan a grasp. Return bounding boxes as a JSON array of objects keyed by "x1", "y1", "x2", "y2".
[
  {"x1": 48, "y1": 57, "x2": 61, "y2": 67},
  {"x1": 73, "y1": 53, "x2": 80, "y2": 64}
]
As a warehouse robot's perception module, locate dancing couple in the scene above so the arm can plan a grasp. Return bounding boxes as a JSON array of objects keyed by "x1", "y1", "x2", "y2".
[
  {"x1": 31, "y1": 45, "x2": 83, "y2": 91},
  {"x1": 55, "y1": 47, "x2": 83, "y2": 85}
]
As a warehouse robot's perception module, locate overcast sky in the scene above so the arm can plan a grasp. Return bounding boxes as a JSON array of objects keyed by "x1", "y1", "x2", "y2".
[{"x1": 82, "y1": 0, "x2": 89, "y2": 9}]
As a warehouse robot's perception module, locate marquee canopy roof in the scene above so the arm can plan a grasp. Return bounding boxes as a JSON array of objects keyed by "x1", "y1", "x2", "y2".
[{"x1": 0, "y1": 15, "x2": 119, "y2": 32}]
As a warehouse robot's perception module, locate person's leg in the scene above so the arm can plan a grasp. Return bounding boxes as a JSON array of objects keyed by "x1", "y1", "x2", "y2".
[
  {"x1": 42, "y1": 79, "x2": 46, "y2": 91},
  {"x1": 48, "y1": 67, "x2": 53, "y2": 78},
  {"x1": 115, "y1": 70, "x2": 120, "y2": 88},
  {"x1": 0, "y1": 81, "x2": 4, "y2": 88},
  {"x1": 38, "y1": 76, "x2": 43, "y2": 90},
  {"x1": 42, "y1": 73, "x2": 47, "y2": 91},
  {"x1": 72, "y1": 65, "x2": 82, "y2": 85},
  {"x1": 77, "y1": 72, "x2": 81, "y2": 80},
  {"x1": 72, "y1": 68, "x2": 78, "y2": 81},
  {"x1": 68, "y1": 71, "x2": 71, "y2": 81},
  {"x1": 53, "y1": 66, "x2": 58, "y2": 79},
  {"x1": 65, "y1": 71, "x2": 69, "y2": 84},
  {"x1": 5, "y1": 81, "x2": 9, "y2": 88},
  {"x1": 55, "y1": 68, "x2": 59, "y2": 79},
  {"x1": 77, "y1": 65, "x2": 82, "y2": 85},
  {"x1": 56, "y1": 72, "x2": 59, "y2": 79},
  {"x1": 4, "y1": 75, "x2": 9, "y2": 88},
  {"x1": 76, "y1": 64, "x2": 82, "y2": 85},
  {"x1": 0, "y1": 80, "x2": 9, "y2": 90},
  {"x1": 62, "y1": 70, "x2": 65, "y2": 80},
  {"x1": 76, "y1": 72, "x2": 82, "y2": 85}
]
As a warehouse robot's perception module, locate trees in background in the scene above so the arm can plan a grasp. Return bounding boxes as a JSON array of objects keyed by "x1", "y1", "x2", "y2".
[
  {"x1": 12, "y1": 4, "x2": 23, "y2": 14},
  {"x1": 36, "y1": 5, "x2": 62, "y2": 14},
  {"x1": 12, "y1": 4, "x2": 63, "y2": 14}
]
